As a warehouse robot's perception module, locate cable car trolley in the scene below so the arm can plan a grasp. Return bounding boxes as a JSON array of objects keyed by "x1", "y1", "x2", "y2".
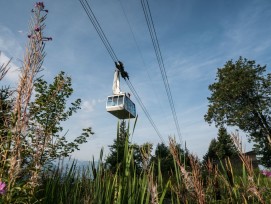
[{"x1": 106, "y1": 61, "x2": 136, "y2": 119}]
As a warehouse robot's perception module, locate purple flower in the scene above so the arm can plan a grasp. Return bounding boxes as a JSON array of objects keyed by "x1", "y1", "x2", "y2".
[
  {"x1": 261, "y1": 170, "x2": 271, "y2": 177},
  {"x1": 34, "y1": 26, "x2": 40, "y2": 32},
  {"x1": 0, "y1": 181, "x2": 6, "y2": 195},
  {"x1": 35, "y1": 2, "x2": 45, "y2": 9}
]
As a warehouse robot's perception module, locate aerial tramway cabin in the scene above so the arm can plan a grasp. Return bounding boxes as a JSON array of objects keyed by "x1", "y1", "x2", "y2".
[
  {"x1": 106, "y1": 93, "x2": 136, "y2": 119},
  {"x1": 106, "y1": 64, "x2": 136, "y2": 119}
]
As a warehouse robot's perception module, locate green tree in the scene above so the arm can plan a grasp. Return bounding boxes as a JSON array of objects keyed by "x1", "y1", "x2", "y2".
[
  {"x1": 215, "y1": 127, "x2": 237, "y2": 159},
  {"x1": 105, "y1": 120, "x2": 129, "y2": 173},
  {"x1": 105, "y1": 120, "x2": 151, "y2": 174},
  {"x1": 203, "y1": 127, "x2": 237, "y2": 163},
  {"x1": 205, "y1": 57, "x2": 271, "y2": 167},
  {"x1": 151, "y1": 143, "x2": 172, "y2": 176},
  {"x1": 203, "y1": 138, "x2": 218, "y2": 163},
  {"x1": 151, "y1": 143, "x2": 190, "y2": 177},
  {"x1": 27, "y1": 71, "x2": 94, "y2": 166},
  {"x1": 0, "y1": 71, "x2": 94, "y2": 202}
]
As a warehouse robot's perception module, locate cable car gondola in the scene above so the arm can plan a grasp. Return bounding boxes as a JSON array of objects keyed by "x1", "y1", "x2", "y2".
[
  {"x1": 106, "y1": 62, "x2": 136, "y2": 119},
  {"x1": 106, "y1": 93, "x2": 136, "y2": 119}
]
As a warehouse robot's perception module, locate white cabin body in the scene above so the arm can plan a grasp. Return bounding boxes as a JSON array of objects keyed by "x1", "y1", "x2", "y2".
[
  {"x1": 106, "y1": 69, "x2": 136, "y2": 119},
  {"x1": 106, "y1": 93, "x2": 136, "y2": 119}
]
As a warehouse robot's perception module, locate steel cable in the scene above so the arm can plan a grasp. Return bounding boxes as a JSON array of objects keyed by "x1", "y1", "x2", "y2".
[
  {"x1": 79, "y1": 0, "x2": 165, "y2": 143},
  {"x1": 141, "y1": 0, "x2": 182, "y2": 144}
]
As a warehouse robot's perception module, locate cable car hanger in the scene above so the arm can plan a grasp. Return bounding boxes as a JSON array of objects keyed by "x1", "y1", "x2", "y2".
[
  {"x1": 106, "y1": 61, "x2": 136, "y2": 119},
  {"x1": 115, "y1": 61, "x2": 129, "y2": 80}
]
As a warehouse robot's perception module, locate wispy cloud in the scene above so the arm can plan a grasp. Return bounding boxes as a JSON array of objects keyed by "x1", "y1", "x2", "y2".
[
  {"x1": 220, "y1": 2, "x2": 271, "y2": 60},
  {"x1": 0, "y1": 51, "x2": 19, "y2": 84},
  {"x1": 81, "y1": 98, "x2": 104, "y2": 113},
  {"x1": 0, "y1": 25, "x2": 23, "y2": 59}
]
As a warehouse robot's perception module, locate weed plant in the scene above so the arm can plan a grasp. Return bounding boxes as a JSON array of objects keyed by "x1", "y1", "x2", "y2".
[{"x1": 36, "y1": 128, "x2": 271, "y2": 204}]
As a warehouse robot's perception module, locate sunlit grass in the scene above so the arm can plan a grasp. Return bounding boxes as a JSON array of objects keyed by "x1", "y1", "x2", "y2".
[{"x1": 34, "y1": 129, "x2": 271, "y2": 204}]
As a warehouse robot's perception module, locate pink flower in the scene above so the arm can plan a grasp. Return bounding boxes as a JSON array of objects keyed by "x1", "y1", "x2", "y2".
[
  {"x1": 261, "y1": 170, "x2": 271, "y2": 177},
  {"x1": 0, "y1": 181, "x2": 6, "y2": 195}
]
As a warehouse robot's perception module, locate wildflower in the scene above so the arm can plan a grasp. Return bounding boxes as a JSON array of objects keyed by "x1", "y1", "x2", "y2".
[
  {"x1": 33, "y1": 2, "x2": 48, "y2": 12},
  {"x1": 261, "y1": 170, "x2": 271, "y2": 177},
  {"x1": 34, "y1": 26, "x2": 40, "y2": 32},
  {"x1": 0, "y1": 181, "x2": 6, "y2": 195},
  {"x1": 35, "y1": 2, "x2": 45, "y2": 9}
]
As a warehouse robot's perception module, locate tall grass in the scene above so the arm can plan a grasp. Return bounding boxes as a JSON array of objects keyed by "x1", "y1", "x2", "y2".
[
  {"x1": 0, "y1": 3, "x2": 52, "y2": 203},
  {"x1": 36, "y1": 130, "x2": 271, "y2": 204}
]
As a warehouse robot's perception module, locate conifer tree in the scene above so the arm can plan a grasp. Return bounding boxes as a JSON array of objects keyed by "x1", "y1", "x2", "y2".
[
  {"x1": 203, "y1": 127, "x2": 237, "y2": 163},
  {"x1": 105, "y1": 120, "x2": 129, "y2": 173},
  {"x1": 105, "y1": 120, "x2": 149, "y2": 173}
]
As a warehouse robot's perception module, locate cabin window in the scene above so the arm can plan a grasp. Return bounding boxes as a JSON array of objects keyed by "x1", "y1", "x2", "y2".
[
  {"x1": 131, "y1": 103, "x2": 136, "y2": 116},
  {"x1": 124, "y1": 97, "x2": 136, "y2": 116},
  {"x1": 118, "y1": 95, "x2": 124, "y2": 105},
  {"x1": 113, "y1": 96, "x2": 118, "y2": 106},
  {"x1": 107, "y1": 97, "x2": 113, "y2": 106}
]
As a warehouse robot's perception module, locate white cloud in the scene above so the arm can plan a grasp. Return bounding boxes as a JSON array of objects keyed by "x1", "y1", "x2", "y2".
[
  {"x1": 82, "y1": 100, "x2": 96, "y2": 112},
  {"x1": 81, "y1": 99, "x2": 104, "y2": 113},
  {"x1": 0, "y1": 25, "x2": 23, "y2": 85},
  {"x1": 0, "y1": 51, "x2": 20, "y2": 83},
  {"x1": 220, "y1": 3, "x2": 271, "y2": 61}
]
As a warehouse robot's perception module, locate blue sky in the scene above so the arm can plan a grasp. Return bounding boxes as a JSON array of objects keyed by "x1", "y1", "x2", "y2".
[{"x1": 1, "y1": 0, "x2": 271, "y2": 161}]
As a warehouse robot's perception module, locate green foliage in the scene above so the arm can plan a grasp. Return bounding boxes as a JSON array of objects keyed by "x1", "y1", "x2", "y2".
[
  {"x1": 152, "y1": 143, "x2": 173, "y2": 176},
  {"x1": 39, "y1": 146, "x2": 155, "y2": 204},
  {"x1": 0, "y1": 72, "x2": 93, "y2": 203},
  {"x1": 105, "y1": 120, "x2": 129, "y2": 173},
  {"x1": 203, "y1": 138, "x2": 219, "y2": 162},
  {"x1": 28, "y1": 71, "x2": 94, "y2": 164},
  {"x1": 216, "y1": 127, "x2": 238, "y2": 159},
  {"x1": 205, "y1": 57, "x2": 271, "y2": 167},
  {"x1": 0, "y1": 3, "x2": 93, "y2": 202},
  {"x1": 203, "y1": 127, "x2": 238, "y2": 163},
  {"x1": 0, "y1": 86, "x2": 13, "y2": 141},
  {"x1": 151, "y1": 142, "x2": 190, "y2": 177},
  {"x1": 105, "y1": 120, "x2": 150, "y2": 174},
  {"x1": 36, "y1": 141, "x2": 271, "y2": 204}
]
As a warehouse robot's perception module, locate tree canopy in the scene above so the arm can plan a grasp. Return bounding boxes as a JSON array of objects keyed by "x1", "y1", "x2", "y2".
[
  {"x1": 151, "y1": 142, "x2": 190, "y2": 177},
  {"x1": 28, "y1": 71, "x2": 94, "y2": 164},
  {"x1": 105, "y1": 120, "x2": 151, "y2": 174},
  {"x1": 203, "y1": 127, "x2": 237, "y2": 163},
  {"x1": 105, "y1": 120, "x2": 129, "y2": 173},
  {"x1": 205, "y1": 57, "x2": 271, "y2": 167}
]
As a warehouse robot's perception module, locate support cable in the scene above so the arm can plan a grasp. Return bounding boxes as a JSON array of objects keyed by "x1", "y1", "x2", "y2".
[
  {"x1": 117, "y1": 0, "x2": 168, "y2": 121},
  {"x1": 79, "y1": 0, "x2": 119, "y2": 62},
  {"x1": 79, "y1": 0, "x2": 165, "y2": 143},
  {"x1": 141, "y1": 0, "x2": 182, "y2": 144},
  {"x1": 125, "y1": 79, "x2": 165, "y2": 143}
]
